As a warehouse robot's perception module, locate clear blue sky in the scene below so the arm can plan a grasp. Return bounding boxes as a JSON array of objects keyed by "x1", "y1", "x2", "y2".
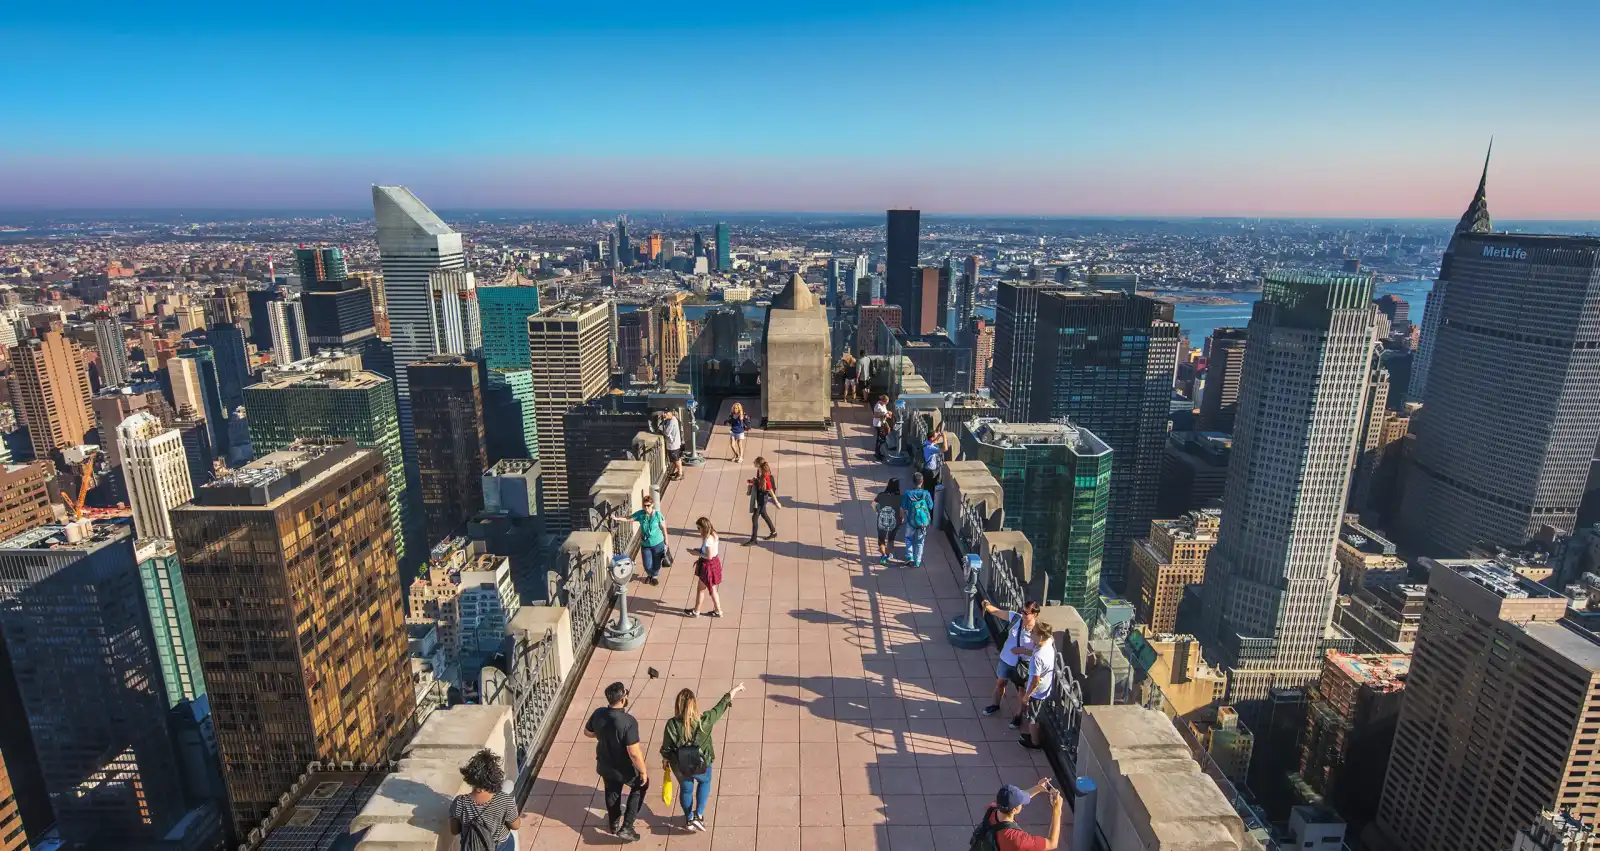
[{"x1": 4, "y1": 0, "x2": 1599, "y2": 215}]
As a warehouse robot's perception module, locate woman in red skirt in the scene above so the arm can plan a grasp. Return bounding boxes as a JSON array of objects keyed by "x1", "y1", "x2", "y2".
[{"x1": 685, "y1": 516, "x2": 724, "y2": 618}]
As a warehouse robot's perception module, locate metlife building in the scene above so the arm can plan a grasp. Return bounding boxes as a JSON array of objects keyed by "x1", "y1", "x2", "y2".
[{"x1": 1402, "y1": 231, "x2": 1600, "y2": 556}]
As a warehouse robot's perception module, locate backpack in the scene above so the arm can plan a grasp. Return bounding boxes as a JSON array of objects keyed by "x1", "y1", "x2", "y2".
[
  {"x1": 674, "y1": 741, "x2": 708, "y2": 778},
  {"x1": 459, "y1": 801, "x2": 499, "y2": 851},
  {"x1": 1006, "y1": 615, "x2": 1032, "y2": 687},
  {"x1": 876, "y1": 504, "x2": 898, "y2": 532},
  {"x1": 969, "y1": 807, "x2": 1014, "y2": 851},
  {"x1": 909, "y1": 492, "x2": 931, "y2": 528}
]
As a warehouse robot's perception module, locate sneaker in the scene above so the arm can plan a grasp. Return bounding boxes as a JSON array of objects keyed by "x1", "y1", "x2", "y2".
[
  {"x1": 879, "y1": 554, "x2": 890, "y2": 565},
  {"x1": 692, "y1": 816, "x2": 707, "y2": 831},
  {"x1": 616, "y1": 825, "x2": 642, "y2": 842},
  {"x1": 1008, "y1": 715, "x2": 1023, "y2": 730},
  {"x1": 684, "y1": 608, "x2": 699, "y2": 618},
  {"x1": 764, "y1": 532, "x2": 778, "y2": 540},
  {"x1": 647, "y1": 576, "x2": 660, "y2": 586},
  {"x1": 704, "y1": 610, "x2": 722, "y2": 618},
  {"x1": 982, "y1": 704, "x2": 1001, "y2": 717},
  {"x1": 603, "y1": 820, "x2": 621, "y2": 836},
  {"x1": 683, "y1": 815, "x2": 698, "y2": 832}
]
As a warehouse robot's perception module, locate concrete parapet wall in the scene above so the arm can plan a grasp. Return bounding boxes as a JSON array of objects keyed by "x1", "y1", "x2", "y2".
[
  {"x1": 980, "y1": 530, "x2": 1034, "y2": 586},
  {"x1": 509, "y1": 605, "x2": 574, "y2": 679},
  {"x1": 351, "y1": 705, "x2": 516, "y2": 851},
  {"x1": 942, "y1": 460, "x2": 1002, "y2": 534}
]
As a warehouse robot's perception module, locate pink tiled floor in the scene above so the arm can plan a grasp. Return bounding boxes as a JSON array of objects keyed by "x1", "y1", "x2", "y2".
[{"x1": 522, "y1": 402, "x2": 1062, "y2": 850}]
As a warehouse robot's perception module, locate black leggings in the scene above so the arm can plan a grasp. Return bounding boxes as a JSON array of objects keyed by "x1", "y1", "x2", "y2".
[{"x1": 751, "y1": 502, "x2": 776, "y2": 539}]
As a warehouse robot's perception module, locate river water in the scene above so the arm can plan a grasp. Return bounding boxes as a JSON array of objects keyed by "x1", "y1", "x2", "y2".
[{"x1": 975, "y1": 278, "x2": 1433, "y2": 343}]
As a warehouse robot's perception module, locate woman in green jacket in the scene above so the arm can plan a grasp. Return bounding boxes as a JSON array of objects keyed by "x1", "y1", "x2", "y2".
[{"x1": 660, "y1": 682, "x2": 745, "y2": 832}]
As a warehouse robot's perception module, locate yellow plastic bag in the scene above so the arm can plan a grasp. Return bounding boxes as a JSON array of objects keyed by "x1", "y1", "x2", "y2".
[{"x1": 662, "y1": 767, "x2": 674, "y2": 806}]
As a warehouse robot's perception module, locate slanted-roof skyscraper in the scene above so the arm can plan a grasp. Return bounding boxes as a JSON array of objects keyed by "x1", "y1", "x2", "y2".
[
  {"x1": 1408, "y1": 144, "x2": 1492, "y2": 403},
  {"x1": 373, "y1": 186, "x2": 466, "y2": 458},
  {"x1": 1399, "y1": 156, "x2": 1600, "y2": 556},
  {"x1": 1198, "y1": 271, "x2": 1377, "y2": 709}
]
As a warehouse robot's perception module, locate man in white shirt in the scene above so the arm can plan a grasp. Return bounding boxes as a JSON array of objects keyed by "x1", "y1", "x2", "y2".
[
  {"x1": 662, "y1": 410, "x2": 685, "y2": 480},
  {"x1": 1019, "y1": 623, "x2": 1057, "y2": 750},
  {"x1": 871, "y1": 396, "x2": 891, "y2": 462}
]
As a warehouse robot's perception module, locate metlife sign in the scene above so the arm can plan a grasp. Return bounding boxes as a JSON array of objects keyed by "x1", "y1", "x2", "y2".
[{"x1": 1482, "y1": 245, "x2": 1529, "y2": 260}]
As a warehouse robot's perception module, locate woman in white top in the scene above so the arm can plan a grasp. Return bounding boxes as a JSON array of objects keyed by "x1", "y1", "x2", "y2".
[
  {"x1": 980, "y1": 600, "x2": 1040, "y2": 729},
  {"x1": 686, "y1": 516, "x2": 724, "y2": 618},
  {"x1": 1019, "y1": 622, "x2": 1057, "y2": 750},
  {"x1": 872, "y1": 395, "x2": 893, "y2": 462}
]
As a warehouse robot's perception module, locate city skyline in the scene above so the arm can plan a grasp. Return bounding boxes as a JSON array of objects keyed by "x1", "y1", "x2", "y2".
[{"x1": 5, "y1": 2, "x2": 1600, "y2": 216}]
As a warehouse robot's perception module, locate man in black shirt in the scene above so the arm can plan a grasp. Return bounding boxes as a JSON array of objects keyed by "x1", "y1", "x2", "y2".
[{"x1": 584, "y1": 681, "x2": 649, "y2": 842}]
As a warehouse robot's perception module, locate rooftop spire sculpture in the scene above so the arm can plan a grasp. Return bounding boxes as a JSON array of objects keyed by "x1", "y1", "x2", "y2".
[{"x1": 1455, "y1": 139, "x2": 1493, "y2": 235}]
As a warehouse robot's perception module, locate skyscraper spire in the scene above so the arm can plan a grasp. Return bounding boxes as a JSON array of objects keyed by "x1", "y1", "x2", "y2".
[{"x1": 1455, "y1": 139, "x2": 1493, "y2": 235}]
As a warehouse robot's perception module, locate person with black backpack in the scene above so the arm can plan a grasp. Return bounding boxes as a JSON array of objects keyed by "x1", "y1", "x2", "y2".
[
  {"x1": 980, "y1": 599, "x2": 1041, "y2": 731},
  {"x1": 659, "y1": 683, "x2": 746, "y2": 832},
  {"x1": 873, "y1": 478, "x2": 903, "y2": 565},
  {"x1": 970, "y1": 780, "x2": 1064, "y2": 851},
  {"x1": 448, "y1": 749, "x2": 522, "y2": 851}
]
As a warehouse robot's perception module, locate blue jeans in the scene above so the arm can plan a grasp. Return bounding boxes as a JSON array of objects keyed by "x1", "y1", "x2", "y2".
[
  {"x1": 904, "y1": 525, "x2": 928, "y2": 565},
  {"x1": 679, "y1": 764, "x2": 713, "y2": 819},
  {"x1": 498, "y1": 834, "x2": 516, "y2": 851},
  {"x1": 641, "y1": 542, "x2": 667, "y2": 577}
]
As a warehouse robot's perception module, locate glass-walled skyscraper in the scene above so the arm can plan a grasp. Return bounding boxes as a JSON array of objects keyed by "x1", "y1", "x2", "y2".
[
  {"x1": 477, "y1": 277, "x2": 542, "y2": 369},
  {"x1": 962, "y1": 419, "x2": 1112, "y2": 619}
]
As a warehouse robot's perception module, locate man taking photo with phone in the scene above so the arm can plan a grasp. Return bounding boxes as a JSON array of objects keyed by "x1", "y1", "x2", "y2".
[{"x1": 970, "y1": 778, "x2": 1064, "y2": 851}]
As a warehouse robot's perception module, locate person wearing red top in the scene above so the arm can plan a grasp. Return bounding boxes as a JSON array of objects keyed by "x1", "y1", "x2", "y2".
[{"x1": 971, "y1": 779, "x2": 1063, "y2": 851}]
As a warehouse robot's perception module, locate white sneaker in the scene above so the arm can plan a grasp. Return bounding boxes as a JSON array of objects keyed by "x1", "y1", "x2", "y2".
[{"x1": 691, "y1": 817, "x2": 707, "y2": 832}]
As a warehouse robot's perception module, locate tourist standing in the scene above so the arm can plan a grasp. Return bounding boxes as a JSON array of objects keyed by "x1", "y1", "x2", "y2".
[
  {"x1": 686, "y1": 517, "x2": 724, "y2": 618},
  {"x1": 872, "y1": 395, "x2": 892, "y2": 462},
  {"x1": 662, "y1": 409, "x2": 685, "y2": 480},
  {"x1": 841, "y1": 351, "x2": 859, "y2": 401},
  {"x1": 899, "y1": 471, "x2": 934, "y2": 568},
  {"x1": 873, "y1": 478, "x2": 903, "y2": 564},
  {"x1": 448, "y1": 749, "x2": 522, "y2": 851},
  {"x1": 746, "y1": 457, "x2": 779, "y2": 543},
  {"x1": 584, "y1": 681, "x2": 649, "y2": 842},
  {"x1": 921, "y1": 431, "x2": 945, "y2": 492},
  {"x1": 660, "y1": 683, "x2": 747, "y2": 831},
  {"x1": 1018, "y1": 622, "x2": 1057, "y2": 750},
  {"x1": 726, "y1": 402, "x2": 750, "y2": 463},
  {"x1": 971, "y1": 780, "x2": 1065, "y2": 851},
  {"x1": 980, "y1": 599, "x2": 1041, "y2": 730},
  {"x1": 631, "y1": 494, "x2": 668, "y2": 586}
]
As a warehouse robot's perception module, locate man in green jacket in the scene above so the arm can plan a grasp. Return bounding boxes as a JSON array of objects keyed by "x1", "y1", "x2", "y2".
[{"x1": 659, "y1": 683, "x2": 745, "y2": 832}]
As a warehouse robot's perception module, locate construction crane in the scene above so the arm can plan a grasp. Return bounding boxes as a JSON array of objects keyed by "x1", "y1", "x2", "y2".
[{"x1": 62, "y1": 445, "x2": 99, "y2": 522}]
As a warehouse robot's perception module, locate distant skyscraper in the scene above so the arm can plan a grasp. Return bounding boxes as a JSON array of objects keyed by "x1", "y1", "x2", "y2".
[
  {"x1": 529, "y1": 302, "x2": 613, "y2": 533},
  {"x1": 208, "y1": 320, "x2": 252, "y2": 409},
  {"x1": 1372, "y1": 558, "x2": 1600, "y2": 851},
  {"x1": 960, "y1": 255, "x2": 980, "y2": 332},
  {"x1": 300, "y1": 248, "x2": 380, "y2": 365},
  {"x1": 618, "y1": 217, "x2": 632, "y2": 264},
  {"x1": 477, "y1": 272, "x2": 542, "y2": 370},
  {"x1": 177, "y1": 346, "x2": 230, "y2": 456},
  {"x1": 1374, "y1": 294, "x2": 1410, "y2": 334},
  {"x1": 266, "y1": 297, "x2": 310, "y2": 367},
  {"x1": 118, "y1": 411, "x2": 193, "y2": 540},
  {"x1": 408, "y1": 355, "x2": 487, "y2": 545},
  {"x1": 94, "y1": 314, "x2": 130, "y2": 386},
  {"x1": 691, "y1": 231, "x2": 705, "y2": 260},
  {"x1": 715, "y1": 222, "x2": 730, "y2": 271},
  {"x1": 963, "y1": 420, "x2": 1112, "y2": 617},
  {"x1": 616, "y1": 310, "x2": 655, "y2": 383},
  {"x1": 1197, "y1": 328, "x2": 1248, "y2": 433},
  {"x1": 657, "y1": 292, "x2": 690, "y2": 388},
  {"x1": 0, "y1": 462, "x2": 51, "y2": 540},
  {"x1": 373, "y1": 185, "x2": 466, "y2": 458},
  {"x1": 245, "y1": 365, "x2": 413, "y2": 567},
  {"x1": 913, "y1": 266, "x2": 941, "y2": 335},
  {"x1": 429, "y1": 269, "x2": 481, "y2": 358},
  {"x1": 1198, "y1": 271, "x2": 1377, "y2": 708},
  {"x1": 970, "y1": 318, "x2": 994, "y2": 390},
  {"x1": 0, "y1": 521, "x2": 187, "y2": 847},
  {"x1": 173, "y1": 441, "x2": 411, "y2": 837},
  {"x1": 826, "y1": 258, "x2": 843, "y2": 308},
  {"x1": 0, "y1": 750, "x2": 25, "y2": 851},
  {"x1": 483, "y1": 368, "x2": 539, "y2": 464},
  {"x1": 1400, "y1": 161, "x2": 1600, "y2": 556},
  {"x1": 990, "y1": 280, "x2": 1069, "y2": 422},
  {"x1": 886, "y1": 210, "x2": 921, "y2": 326},
  {"x1": 246, "y1": 286, "x2": 282, "y2": 351},
  {"x1": 11, "y1": 327, "x2": 94, "y2": 458},
  {"x1": 563, "y1": 394, "x2": 657, "y2": 530},
  {"x1": 1025, "y1": 290, "x2": 1181, "y2": 589},
  {"x1": 939, "y1": 255, "x2": 955, "y2": 332},
  {"x1": 293, "y1": 245, "x2": 349, "y2": 286}
]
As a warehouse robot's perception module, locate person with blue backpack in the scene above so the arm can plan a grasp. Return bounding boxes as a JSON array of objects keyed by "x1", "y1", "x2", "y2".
[
  {"x1": 899, "y1": 471, "x2": 935, "y2": 568},
  {"x1": 660, "y1": 683, "x2": 746, "y2": 833}
]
